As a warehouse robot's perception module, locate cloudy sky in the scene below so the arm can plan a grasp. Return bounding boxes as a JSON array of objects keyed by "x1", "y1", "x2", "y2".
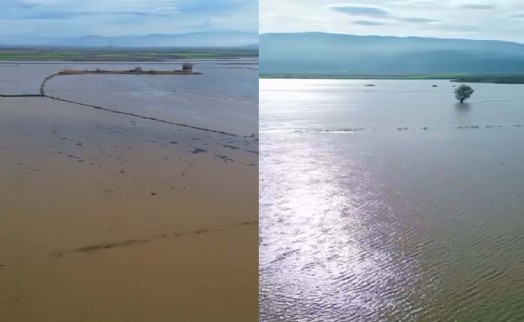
[
  {"x1": 261, "y1": 0, "x2": 524, "y2": 43},
  {"x1": 0, "y1": 0, "x2": 257, "y2": 37}
]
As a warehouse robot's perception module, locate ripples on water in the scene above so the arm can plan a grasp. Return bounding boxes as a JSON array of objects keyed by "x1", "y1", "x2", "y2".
[{"x1": 260, "y1": 79, "x2": 524, "y2": 321}]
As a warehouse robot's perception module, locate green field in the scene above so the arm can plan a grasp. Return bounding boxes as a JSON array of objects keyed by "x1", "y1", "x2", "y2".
[
  {"x1": 260, "y1": 73, "x2": 524, "y2": 84},
  {"x1": 451, "y1": 75, "x2": 524, "y2": 84},
  {"x1": 260, "y1": 74, "x2": 463, "y2": 80},
  {"x1": 0, "y1": 47, "x2": 258, "y2": 61}
]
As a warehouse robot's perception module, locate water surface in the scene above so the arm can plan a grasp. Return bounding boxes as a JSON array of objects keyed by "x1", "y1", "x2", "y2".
[
  {"x1": 0, "y1": 62, "x2": 258, "y2": 322},
  {"x1": 260, "y1": 79, "x2": 524, "y2": 322},
  {"x1": 1, "y1": 59, "x2": 258, "y2": 136}
]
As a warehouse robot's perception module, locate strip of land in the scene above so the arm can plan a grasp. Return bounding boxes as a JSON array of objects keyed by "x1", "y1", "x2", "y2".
[
  {"x1": 57, "y1": 68, "x2": 201, "y2": 75},
  {"x1": 0, "y1": 47, "x2": 258, "y2": 61},
  {"x1": 260, "y1": 73, "x2": 524, "y2": 84}
]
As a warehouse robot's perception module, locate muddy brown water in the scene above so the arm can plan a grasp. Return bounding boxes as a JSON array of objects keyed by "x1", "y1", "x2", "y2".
[{"x1": 0, "y1": 62, "x2": 258, "y2": 322}]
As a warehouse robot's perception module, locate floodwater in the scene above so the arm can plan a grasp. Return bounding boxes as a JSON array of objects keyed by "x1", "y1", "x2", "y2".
[
  {"x1": 260, "y1": 79, "x2": 524, "y2": 322},
  {"x1": 1, "y1": 59, "x2": 258, "y2": 136},
  {"x1": 0, "y1": 60, "x2": 258, "y2": 322}
]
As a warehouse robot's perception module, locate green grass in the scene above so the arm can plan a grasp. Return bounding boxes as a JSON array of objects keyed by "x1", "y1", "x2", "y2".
[
  {"x1": 451, "y1": 75, "x2": 524, "y2": 84},
  {"x1": 260, "y1": 73, "x2": 524, "y2": 84},
  {"x1": 260, "y1": 73, "x2": 467, "y2": 80},
  {"x1": 0, "y1": 47, "x2": 258, "y2": 61}
]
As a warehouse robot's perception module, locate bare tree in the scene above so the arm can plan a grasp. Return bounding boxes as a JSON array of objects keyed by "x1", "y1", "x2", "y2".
[{"x1": 455, "y1": 84, "x2": 474, "y2": 104}]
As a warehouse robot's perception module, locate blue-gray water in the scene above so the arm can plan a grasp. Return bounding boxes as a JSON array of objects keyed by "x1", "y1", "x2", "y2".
[{"x1": 260, "y1": 79, "x2": 524, "y2": 322}]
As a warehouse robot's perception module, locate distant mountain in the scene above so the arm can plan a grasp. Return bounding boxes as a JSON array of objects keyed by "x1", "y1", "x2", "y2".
[
  {"x1": 0, "y1": 31, "x2": 258, "y2": 48},
  {"x1": 260, "y1": 33, "x2": 524, "y2": 75}
]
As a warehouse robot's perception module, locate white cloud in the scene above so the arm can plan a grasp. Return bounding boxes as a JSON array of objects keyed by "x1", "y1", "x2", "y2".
[
  {"x1": 261, "y1": 0, "x2": 524, "y2": 43},
  {"x1": 0, "y1": 0, "x2": 258, "y2": 37}
]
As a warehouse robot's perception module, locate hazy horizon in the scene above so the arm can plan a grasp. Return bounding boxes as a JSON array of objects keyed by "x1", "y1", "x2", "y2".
[
  {"x1": 260, "y1": 31, "x2": 524, "y2": 45},
  {"x1": 0, "y1": 0, "x2": 257, "y2": 45},
  {"x1": 0, "y1": 31, "x2": 259, "y2": 47}
]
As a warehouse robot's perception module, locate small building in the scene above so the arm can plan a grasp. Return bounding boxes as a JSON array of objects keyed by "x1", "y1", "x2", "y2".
[
  {"x1": 132, "y1": 67, "x2": 143, "y2": 72},
  {"x1": 182, "y1": 63, "x2": 194, "y2": 72}
]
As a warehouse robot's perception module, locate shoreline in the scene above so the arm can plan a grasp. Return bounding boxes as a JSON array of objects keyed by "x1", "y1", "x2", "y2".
[{"x1": 260, "y1": 74, "x2": 524, "y2": 84}]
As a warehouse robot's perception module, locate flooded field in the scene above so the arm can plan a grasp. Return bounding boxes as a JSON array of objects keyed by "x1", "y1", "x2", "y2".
[
  {"x1": 1, "y1": 59, "x2": 258, "y2": 136},
  {"x1": 0, "y1": 60, "x2": 258, "y2": 322},
  {"x1": 260, "y1": 79, "x2": 524, "y2": 322}
]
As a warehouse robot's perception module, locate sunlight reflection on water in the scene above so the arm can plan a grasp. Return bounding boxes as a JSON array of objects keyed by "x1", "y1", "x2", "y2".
[{"x1": 260, "y1": 79, "x2": 524, "y2": 322}]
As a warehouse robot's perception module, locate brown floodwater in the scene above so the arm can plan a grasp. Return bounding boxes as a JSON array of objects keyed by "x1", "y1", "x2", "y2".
[{"x1": 0, "y1": 61, "x2": 258, "y2": 322}]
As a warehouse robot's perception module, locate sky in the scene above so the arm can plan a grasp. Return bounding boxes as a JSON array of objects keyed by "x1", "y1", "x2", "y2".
[
  {"x1": 261, "y1": 0, "x2": 524, "y2": 43},
  {"x1": 0, "y1": 0, "x2": 257, "y2": 37}
]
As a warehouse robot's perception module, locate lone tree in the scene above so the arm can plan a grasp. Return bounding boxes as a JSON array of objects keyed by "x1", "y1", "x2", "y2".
[{"x1": 455, "y1": 84, "x2": 474, "y2": 103}]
